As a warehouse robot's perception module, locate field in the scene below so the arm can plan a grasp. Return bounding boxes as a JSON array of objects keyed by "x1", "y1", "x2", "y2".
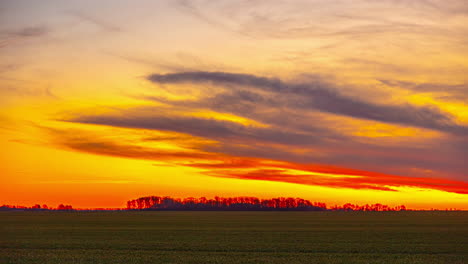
[{"x1": 1, "y1": 211, "x2": 467, "y2": 264}]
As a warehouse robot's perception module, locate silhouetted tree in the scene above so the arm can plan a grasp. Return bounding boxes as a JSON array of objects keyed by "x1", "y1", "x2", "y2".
[{"x1": 57, "y1": 204, "x2": 73, "y2": 210}]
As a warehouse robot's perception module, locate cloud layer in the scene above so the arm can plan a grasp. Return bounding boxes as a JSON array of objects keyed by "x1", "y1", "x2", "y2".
[
  {"x1": 148, "y1": 71, "x2": 467, "y2": 134},
  {"x1": 49, "y1": 127, "x2": 468, "y2": 194},
  {"x1": 59, "y1": 70, "x2": 468, "y2": 191}
]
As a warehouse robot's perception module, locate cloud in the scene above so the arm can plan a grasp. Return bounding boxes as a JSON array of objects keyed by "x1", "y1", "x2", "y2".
[
  {"x1": 9, "y1": 26, "x2": 48, "y2": 37},
  {"x1": 174, "y1": 0, "x2": 240, "y2": 35},
  {"x1": 70, "y1": 113, "x2": 331, "y2": 147},
  {"x1": 147, "y1": 71, "x2": 467, "y2": 135},
  {"x1": 67, "y1": 10, "x2": 122, "y2": 32},
  {"x1": 0, "y1": 26, "x2": 49, "y2": 48},
  {"x1": 379, "y1": 79, "x2": 468, "y2": 101},
  {"x1": 171, "y1": 0, "x2": 468, "y2": 41},
  {"x1": 0, "y1": 86, "x2": 56, "y2": 98},
  {"x1": 65, "y1": 105, "x2": 468, "y2": 182},
  {"x1": 48, "y1": 127, "x2": 468, "y2": 194},
  {"x1": 52, "y1": 130, "x2": 216, "y2": 162},
  {"x1": 61, "y1": 69, "x2": 468, "y2": 182},
  {"x1": 211, "y1": 168, "x2": 468, "y2": 194}
]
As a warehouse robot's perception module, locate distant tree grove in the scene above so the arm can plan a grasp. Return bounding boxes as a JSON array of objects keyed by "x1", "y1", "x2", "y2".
[
  {"x1": 0, "y1": 204, "x2": 72, "y2": 210},
  {"x1": 126, "y1": 196, "x2": 407, "y2": 211},
  {"x1": 0, "y1": 196, "x2": 410, "y2": 211}
]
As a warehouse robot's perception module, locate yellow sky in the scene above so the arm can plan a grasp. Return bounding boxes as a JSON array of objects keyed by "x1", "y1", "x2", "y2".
[{"x1": 1, "y1": 0, "x2": 467, "y2": 209}]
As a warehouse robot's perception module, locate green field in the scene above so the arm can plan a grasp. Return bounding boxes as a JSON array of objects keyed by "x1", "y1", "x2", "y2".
[{"x1": 1, "y1": 211, "x2": 467, "y2": 264}]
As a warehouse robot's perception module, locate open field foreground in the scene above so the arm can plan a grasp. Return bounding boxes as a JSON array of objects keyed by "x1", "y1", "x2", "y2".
[{"x1": 1, "y1": 211, "x2": 467, "y2": 264}]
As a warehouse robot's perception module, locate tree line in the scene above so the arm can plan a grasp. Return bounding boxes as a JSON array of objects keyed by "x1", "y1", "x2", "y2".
[
  {"x1": 0, "y1": 204, "x2": 73, "y2": 211},
  {"x1": 126, "y1": 196, "x2": 407, "y2": 211},
  {"x1": 0, "y1": 196, "x2": 409, "y2": 211}
]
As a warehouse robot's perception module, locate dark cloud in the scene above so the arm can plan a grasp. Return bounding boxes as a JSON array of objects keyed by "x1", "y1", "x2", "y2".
[
  {"x1": 48, "y1": 128, "x2": 215, "y2": 162},
  {"x1": 0, "y1": 26, "x2": 48, "y2": 48},
  {"x1": 66, "y1": 105, "x2": 468, "y2": 181},
  {"x1": 203, "y1": 135, "x2": 468, "y2": 181},
  {"x1": 10, "y1": 26, "x2": 48, "y2": 37},
  {"x1": 147, "y1": 71, "x2": 467, "y2": 135},
  {"x1": 148, "y1": 71, "x2": 285, "y2": 90},
  {"x1": 70, "y1": 114, "x2": 331, "y2": 147}
]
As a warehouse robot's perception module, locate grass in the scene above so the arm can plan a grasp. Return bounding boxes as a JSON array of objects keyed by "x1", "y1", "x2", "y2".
[{"x1": 1, "y1": 211, "x2": 467, "y2": 263}]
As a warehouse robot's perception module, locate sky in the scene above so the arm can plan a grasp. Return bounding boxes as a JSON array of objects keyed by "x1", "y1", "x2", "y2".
[{"x1": 0, "y1": 0, "x2": 467, "y2": 209}]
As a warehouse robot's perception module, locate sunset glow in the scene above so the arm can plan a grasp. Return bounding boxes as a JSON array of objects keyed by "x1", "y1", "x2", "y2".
[{"x1": 1, "y1": 0, "x2": 467, "y2": 210}]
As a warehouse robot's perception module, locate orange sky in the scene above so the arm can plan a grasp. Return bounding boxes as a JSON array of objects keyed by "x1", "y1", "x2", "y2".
[{"x1": 1, "y1": 0, "x2": 467, "y2": 209}]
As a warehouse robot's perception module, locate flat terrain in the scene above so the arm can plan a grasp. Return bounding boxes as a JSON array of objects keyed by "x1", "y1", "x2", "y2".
[{"x1": 1, "y1": 211, "x2": 467, "y2": 264}]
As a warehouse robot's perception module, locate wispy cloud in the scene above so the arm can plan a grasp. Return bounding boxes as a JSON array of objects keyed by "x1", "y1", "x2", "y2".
[
  {"x1": 0, "y1": 26, "x2": 48, "y2": 48},
  {"x1": 67, "y1": 10, "x2": 122, "y2": 32},
  {"x1": 172, "y1": 0, "x2": 468, "y2": 41},
  {"x1": 380, "y1": 79, "x2": 468, "y2": 101}
]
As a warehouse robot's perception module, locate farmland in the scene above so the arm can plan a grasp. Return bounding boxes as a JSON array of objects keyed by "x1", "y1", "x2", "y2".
[{"x1": 1, "y1": 211, "x2": 467, "y2": 264}]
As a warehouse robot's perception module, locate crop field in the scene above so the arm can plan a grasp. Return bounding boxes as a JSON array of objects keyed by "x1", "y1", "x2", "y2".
[{"x1": 1, "y1": 211, "x2": 467, "y2": 264}]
